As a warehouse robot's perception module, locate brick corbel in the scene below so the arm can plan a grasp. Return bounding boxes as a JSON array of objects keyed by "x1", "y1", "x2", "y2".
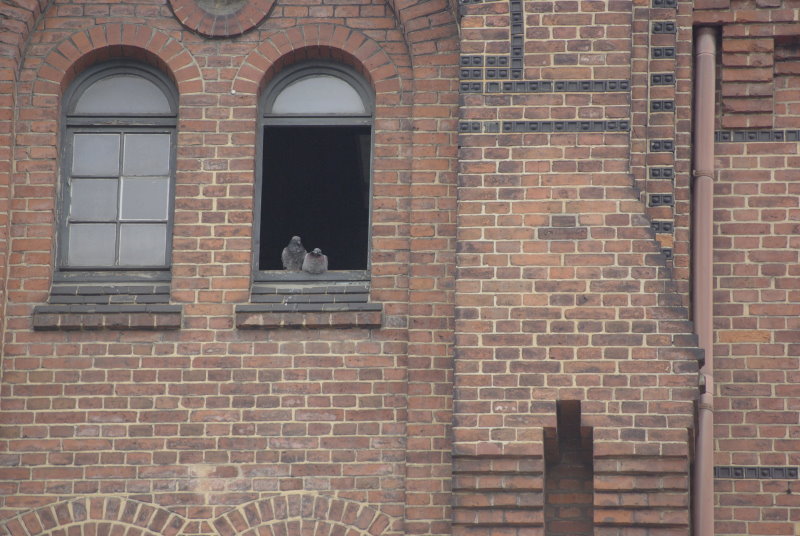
[{"x1": 720, "y1": 34, "x2": 775, "y2": 129}]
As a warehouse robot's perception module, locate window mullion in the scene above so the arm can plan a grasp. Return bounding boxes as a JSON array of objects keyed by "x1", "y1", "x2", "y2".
[
  {"x1": 115, "y1": 132, "x2": 125, "y2": 266},
  {"x1": 59, "y1": 62, "x2": 177, "y2": 272}
]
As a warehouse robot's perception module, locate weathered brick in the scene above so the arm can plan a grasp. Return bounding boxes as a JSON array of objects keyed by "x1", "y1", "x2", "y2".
[{"x1": 1, "y1": 2, "x2": 796, "y2": 536}]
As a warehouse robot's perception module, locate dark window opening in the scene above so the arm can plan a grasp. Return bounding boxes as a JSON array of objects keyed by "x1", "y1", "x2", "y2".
[
  {"x1": 260, "y1": 125, "x2": 371, "y2": 271},
  {"x1": 255, "y1": 62, "x2": 374, "y2": 278}
]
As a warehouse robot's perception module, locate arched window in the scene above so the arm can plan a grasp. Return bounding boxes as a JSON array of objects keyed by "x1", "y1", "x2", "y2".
[
  {"x1": 60, "y1": 62, "x2": 177, "y2": 271},
  {"x1": 256, "y1": 62, "x2": 374, "y2": 275}
]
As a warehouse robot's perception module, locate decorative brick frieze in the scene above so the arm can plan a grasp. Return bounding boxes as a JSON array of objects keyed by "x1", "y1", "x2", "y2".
[
  {"x1": 651, "y1": 73, "x2": 676, "y2": 85},
  {"x1": 458, "y1": 120, "x2": 630, "y2": 134},
  {"x1": 651, "y1": 221, "x2": 675, "y2": 234},
  {"x1": 629, "y1": 0, "x2": 687, "y2": 265},
  {"x1": 650, "y1": 100, "x2": 676, "y2": 112},
  {"x1": 652, "y1": 21, "x2": 677, "y2": 34},
  {"x1": 547, "y1": 80, "x2": 630, "y2": 92},
  {"x1": 649, "y1": 139, "x2": 676, "y2": 152},
  {"x1": 649, "y1": 167, "x2": 675, "y2": 179},
  {"x1": 715, "y1": 129, "x2": 800, "y2": 142},
  {"x1": 480, "y1": 80, "x2": 631, "y2": 93},
  {"x1": 714, "y1": 466, "x2": 800, "y2": 480},
  {"x1": 651, "y1": 46, "x2": 677, "y2": 59},
  {"x1": 649, "y1": 193, "x2": 675, "y2": 207}
]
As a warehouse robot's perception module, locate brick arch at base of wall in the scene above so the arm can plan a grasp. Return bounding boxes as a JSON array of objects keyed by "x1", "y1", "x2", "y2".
[
  {"x1": 213, "y1": 494, "x2": 395, "y2": 536},
  {"x1": 0, "y1": 498, "x2": 186, "y2": 536}
]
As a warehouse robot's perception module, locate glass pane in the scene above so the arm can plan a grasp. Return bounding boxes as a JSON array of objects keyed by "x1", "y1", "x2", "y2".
[
  {"x1": 73, "y1": 74, "x2": 172, "y2": 115},
  {"x1": 123, "y1": 133, "x2": 171, "y2": 176},
  {"x1": 271, "y1": 75, "x2": 366, "y2": 114},
  {"x1": 119, "y1": 224, "x2": 167, "y2": 266},
  {"x1": 72, "y1": 134, "x2": 120, "y2": 176},
  {"x1": 68, "y1": 224, "x2": 116, "y2": 266},
  {"x1": 70, "y1": 179, "x2": 118, "y2": 220},
  {"x1": 120, "y1": 177, "x2": 169, "y2": 220}
]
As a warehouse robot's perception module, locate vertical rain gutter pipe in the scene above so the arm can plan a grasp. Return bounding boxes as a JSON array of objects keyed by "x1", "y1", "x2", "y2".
[{"x1": 692, "y1": 26, "x2": 716, "y2": 536}]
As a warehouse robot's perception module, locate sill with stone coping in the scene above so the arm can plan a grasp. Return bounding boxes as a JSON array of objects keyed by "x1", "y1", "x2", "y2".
[
  {"x1": 236, "y1": 303, "x2": 382, "y2": 329},
  {"x1": 238, "y1": 270, "x2": 382, "y2": 329},
  {"x1": 33, "y1": 304, "x2": 182, "y2": 330},
  {"x1": 33, "y1": 271, "x2": 181, "y2": 331}
]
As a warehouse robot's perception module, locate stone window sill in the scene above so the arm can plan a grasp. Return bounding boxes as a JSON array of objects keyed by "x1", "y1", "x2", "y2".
[
  {"x1": 235, "y1": 303, "x2": 382, "y2": 329},
  {"x1": 34, "y1": 272, "x2": 180, "y2": 330},
  {"x1": 240, "y1": 271, "x2": 382, "y2": 329},
  {"x1": 32, "y1": 304, "x2": 182, "y2": 331}
]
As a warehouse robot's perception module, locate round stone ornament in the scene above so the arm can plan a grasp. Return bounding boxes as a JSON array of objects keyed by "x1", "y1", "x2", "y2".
[{"x1": 168, "y1": 0, "x2": 273, "y2": 37}]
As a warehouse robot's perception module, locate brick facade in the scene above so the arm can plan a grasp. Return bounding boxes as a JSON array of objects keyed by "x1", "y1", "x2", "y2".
[
  {"x1": 0, "y1": 0, "x2": 798, "y2": 535},
  {"x1": 693, "y1": 2, "x2": 800, "y2": 535}
]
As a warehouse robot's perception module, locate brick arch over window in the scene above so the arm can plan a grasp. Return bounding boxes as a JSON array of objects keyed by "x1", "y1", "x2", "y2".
[
  {"x1": 212, "y1": 494, "x2": 396, "y2": 536},
  {"x1": 35, "y1": 23, "x2": 203, "y2": 97},
  {"x1": 167, "y1": 0, "x2": 274, "y2": 38},
  {"x1": 0, "y1": 498, "x2": 186, "y2": 536},
  {"x1": 3, "y1": 23, "x2": 204, "y2": 325},
  {"x1": 232, "y1": 24, "x2": 407, "y2": 97}
]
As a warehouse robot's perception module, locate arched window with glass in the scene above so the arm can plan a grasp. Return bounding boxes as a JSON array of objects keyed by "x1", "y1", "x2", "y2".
[
  {"x1": 60, "y1": 62, "x2": 177, "y2": 273},
  {"x1": 256, "y1": 62, "x2": 374, "y2": 277}
]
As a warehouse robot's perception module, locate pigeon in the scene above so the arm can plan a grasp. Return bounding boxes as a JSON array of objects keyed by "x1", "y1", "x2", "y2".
[
  {"x1": 302, "y1": 248, "x2": 328, "y2": 274},
  {"x1": 281, "y1": 236, "x2": 306, "y2": 271}
]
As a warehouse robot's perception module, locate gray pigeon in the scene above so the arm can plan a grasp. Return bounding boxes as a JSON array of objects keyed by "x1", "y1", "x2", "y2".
[
  {"x1": 302, "y1": 248, "x2": 328, "y2": 274},
  {"x1": 281, "y1": 236, "x2": 306, "y2": 271}
]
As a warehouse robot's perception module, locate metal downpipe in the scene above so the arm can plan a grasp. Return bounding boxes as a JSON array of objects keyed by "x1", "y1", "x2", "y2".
[{"x1": 692, "y1": 26, "x2": 716, "y2": 536}]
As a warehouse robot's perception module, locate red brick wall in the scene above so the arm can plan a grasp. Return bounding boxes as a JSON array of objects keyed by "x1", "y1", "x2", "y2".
[
  {"x1": 0, "y1": 0, "x2": 50, "y2": 375},
  {"x1": 1, "y1": 1, "x2": 457, "y2": 536},
  {"x1": 7, "y1": 0, "x2": 799, "y2": 535},
  {"x1": 692, "y1": 3, "x2": 800, "y2": 535},
  {"x1": 454, "y1": 0, "x2": 698, "y2": 534}
]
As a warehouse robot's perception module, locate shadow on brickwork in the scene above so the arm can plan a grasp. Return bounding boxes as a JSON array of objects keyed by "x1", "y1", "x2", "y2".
[{"x1": 545, "y1": 401, "x2": 593, "y2": 536}]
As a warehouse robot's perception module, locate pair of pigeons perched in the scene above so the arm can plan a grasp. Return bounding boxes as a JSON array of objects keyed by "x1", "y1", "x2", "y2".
[{"x1": 281, "y1": 236, "x2": 328, "y2": 274}]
